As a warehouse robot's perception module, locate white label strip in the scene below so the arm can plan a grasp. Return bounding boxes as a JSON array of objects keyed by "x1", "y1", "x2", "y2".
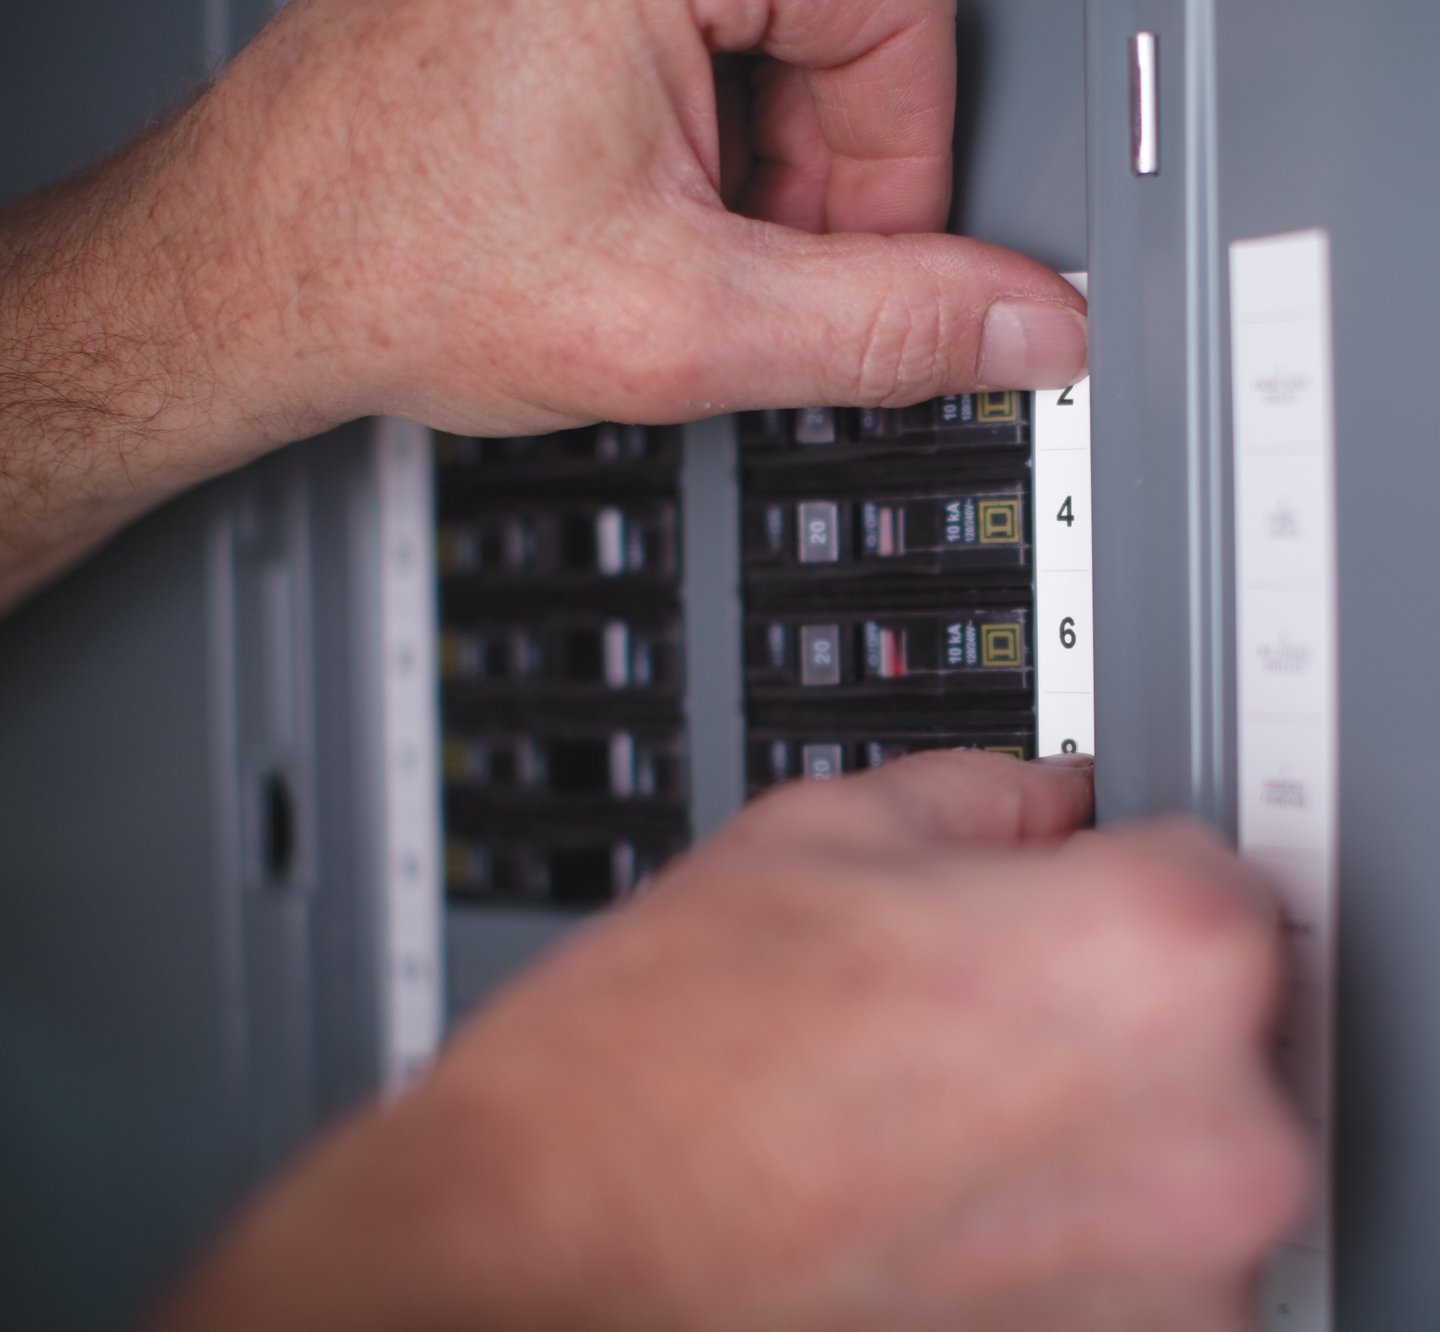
[
  {"x1": 1230, "y1": 230, "x2": 1337, "y2": 1332},
  {"x1": 1034, "y1": 273, "x2": 1095, "y2": 759},
  {"x1": 375, "y1": 418, "x2": 445, "y2": 1090}
]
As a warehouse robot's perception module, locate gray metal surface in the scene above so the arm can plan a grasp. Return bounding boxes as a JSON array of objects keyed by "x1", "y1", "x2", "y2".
[
  {"x1": 2, "y1": 6, "x2": 245, "y2": 1327},
  {"x1": 952, "y1": 0, "x2": 1087, "y2": 270},
  {"x1": 680, "y1": 415, "x2": 745, "y2": 844},
  {"x1": 2, "y1": 8, "x2": 208, "y2": 200},
  {"x1": 1, "y1": 2, "x2": 412, "y2": 1322},
  {"x1": 1088, "y1": 0, "x2": 1232, "y2": 829},
  {"x1": 0, "y1": 493, "x2": 241, "y2": 1330},
  {"x1": 445, "y1": 906, "x2": 577, "y2": 1018},
  {"x1": 0, "y1": 433, "x2": 402, "y2": 1329},
  {"x1": 1090, "y1": 0, "x2": 1440, "y2": 1323},
  {"x1": 1214, "y1": 3, "x2": 1440, "y2": 1322},
  {"x1": 1, "y1": 2, "x2": 277, "y2": 202}
]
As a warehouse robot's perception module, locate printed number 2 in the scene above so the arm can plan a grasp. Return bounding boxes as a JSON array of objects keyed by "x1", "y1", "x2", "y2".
[
  {"x1": 1056, "y1": 496, "x2": 1074, "y2": 527},
  {"x1": 1057, "y1": 385, "x2": 1076, "y2": 407}
]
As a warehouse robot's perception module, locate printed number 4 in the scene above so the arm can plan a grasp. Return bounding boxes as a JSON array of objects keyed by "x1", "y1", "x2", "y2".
[{"x1": 1056, "y1": 496, "x2": 1075, "y2": 527}]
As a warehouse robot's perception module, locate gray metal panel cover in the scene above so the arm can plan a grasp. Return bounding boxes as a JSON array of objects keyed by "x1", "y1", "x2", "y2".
[
  {"x1": 1087, "y1": 0, "x2": 1231, "y2": 827},
  {"x1": 0, "y1": 0, "x2": 415, "y2": 1320},
  {"x1": 1214, "y1": 2, "x2": 1440, "y2": 1322},
  {"x1": 1090, "y1": 0, "x2": 1440, "y2": 1322}
]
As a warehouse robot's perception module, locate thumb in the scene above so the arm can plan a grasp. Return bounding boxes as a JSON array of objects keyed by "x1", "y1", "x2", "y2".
[{"x1": 689, "y1": 216, "x2": 1087, "y2": 412}]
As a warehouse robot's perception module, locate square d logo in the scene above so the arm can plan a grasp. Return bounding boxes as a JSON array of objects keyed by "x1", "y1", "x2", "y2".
[
  {"x1": 977, "y1": 391, "x2": 1017, "y2": 422},
  {"x1": 978, "y1": 498, "x2": 1021, "y2": 544},
  {"x1": 981, "y1": 623, "x2": 1022, "y2": 667}
]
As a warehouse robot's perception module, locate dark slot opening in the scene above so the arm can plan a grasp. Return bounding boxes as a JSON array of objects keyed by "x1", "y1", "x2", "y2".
[
  {"x1": 560, "y1": 629, "x2": 605, "y2": 681},
  {"x1": 548, "y1": 848, "x2": 615, "y2": 907},
  {"x1": 547, "y1": 740, "x2": 612, "y2": 796},
  {"x1": 559, "y1": 514, "x2": 600, "y2": 571},
  {"x1": 262, "y1": 771, "x2": 297, "y2": 885}
]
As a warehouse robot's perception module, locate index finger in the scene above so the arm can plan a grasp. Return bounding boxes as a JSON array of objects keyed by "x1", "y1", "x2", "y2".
[
  {"x1": 737, "y1": 751, "x2": 1094, "y2": 854},
  {"x1": 698, "y1": 0, "x2": 958, "y2": 232}
]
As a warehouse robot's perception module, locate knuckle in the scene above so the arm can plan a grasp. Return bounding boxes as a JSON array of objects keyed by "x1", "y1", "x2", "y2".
[
  {"x1": 883, "y1": 744, "x2": 1014, "y2": 796},
  {"x1": 1063, "y1": 831, "x2": 1283, "y2": 1029},
  {"x1": 1190, "y1": 1101, "x2": 1313, "y2": 1269},
  {"x1": 607, "y1": 313, "x2": 710, "y2": 419},
  {"x1": 850, "y1": 747, "x2": 1061, "y2": 845},
  {"x1": 730, "y1": 773, "x2": 873, "y2": 845},
  {"x1": 1248, "y1": 1113, "x2": 1315, "y2": 1246},
  {"x1": 888, "y1": 747, "x2": 1032, "y2": 841},
  {"x1": 563, "y1": 225, "x2": 725, "y2": 421},
  {"x1": 987, "y1": 767, "x2": 1032, "y2": 841},
  {"x1": 1092, "y1": 835, "x2": 1269, "y2": 963},
  {"x1": 841, "y1": 274, "x2": 945, "y2": 406}
]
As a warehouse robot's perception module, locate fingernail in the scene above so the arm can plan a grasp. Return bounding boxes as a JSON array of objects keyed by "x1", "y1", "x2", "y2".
[
  {"x1": 1032, "y1": 753, "x2": 1094, "y2": 769},
  {"x1": 978, "y1": 300, "x2": 1088, "y2": 389}
]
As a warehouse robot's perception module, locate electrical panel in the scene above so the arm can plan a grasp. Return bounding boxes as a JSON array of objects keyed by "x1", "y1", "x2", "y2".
[{"x1": 8, "y1": 2, "x2": 1440, "y2": 1331}]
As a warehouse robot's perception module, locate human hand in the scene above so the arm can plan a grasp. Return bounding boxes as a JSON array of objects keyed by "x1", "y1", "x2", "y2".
[
  {"x1": 0, "y1": 0, "x2": 1087, "y2": 606},
  {"x1": 209, "y1": 0, "x2": 1088, "y2": 436},
  {"x1": 151, "y1": 754, "x2": 1306, "y2": 1332}
]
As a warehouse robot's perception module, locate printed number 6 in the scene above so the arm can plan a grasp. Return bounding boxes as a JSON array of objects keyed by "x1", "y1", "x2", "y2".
[{"x1": 1059, "y1": 617, "x2": 1077, "y2": 650}]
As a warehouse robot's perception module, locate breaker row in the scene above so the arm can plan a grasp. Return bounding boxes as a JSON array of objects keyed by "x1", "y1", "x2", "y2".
[
  {"x1": 737, "y1": 397, "x2": 1038, "y2": 795},
  {"x1": 434, "y1": 396, "x2": 1042, "y2": 910},
  {"x1": 436, "y1": 424, "x2": 690, "y2": 910}
]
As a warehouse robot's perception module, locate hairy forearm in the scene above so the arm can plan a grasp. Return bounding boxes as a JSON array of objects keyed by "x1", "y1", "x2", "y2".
[
  {"x1": 0, "y1": 0, "x2": 1093, "y2": 613},
  {"x1": 0, "y1": 124, "x2": 201, "y2": 605},
  {"x1": 0, "y1": 67, "x2": 359, "y2": 612}
]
